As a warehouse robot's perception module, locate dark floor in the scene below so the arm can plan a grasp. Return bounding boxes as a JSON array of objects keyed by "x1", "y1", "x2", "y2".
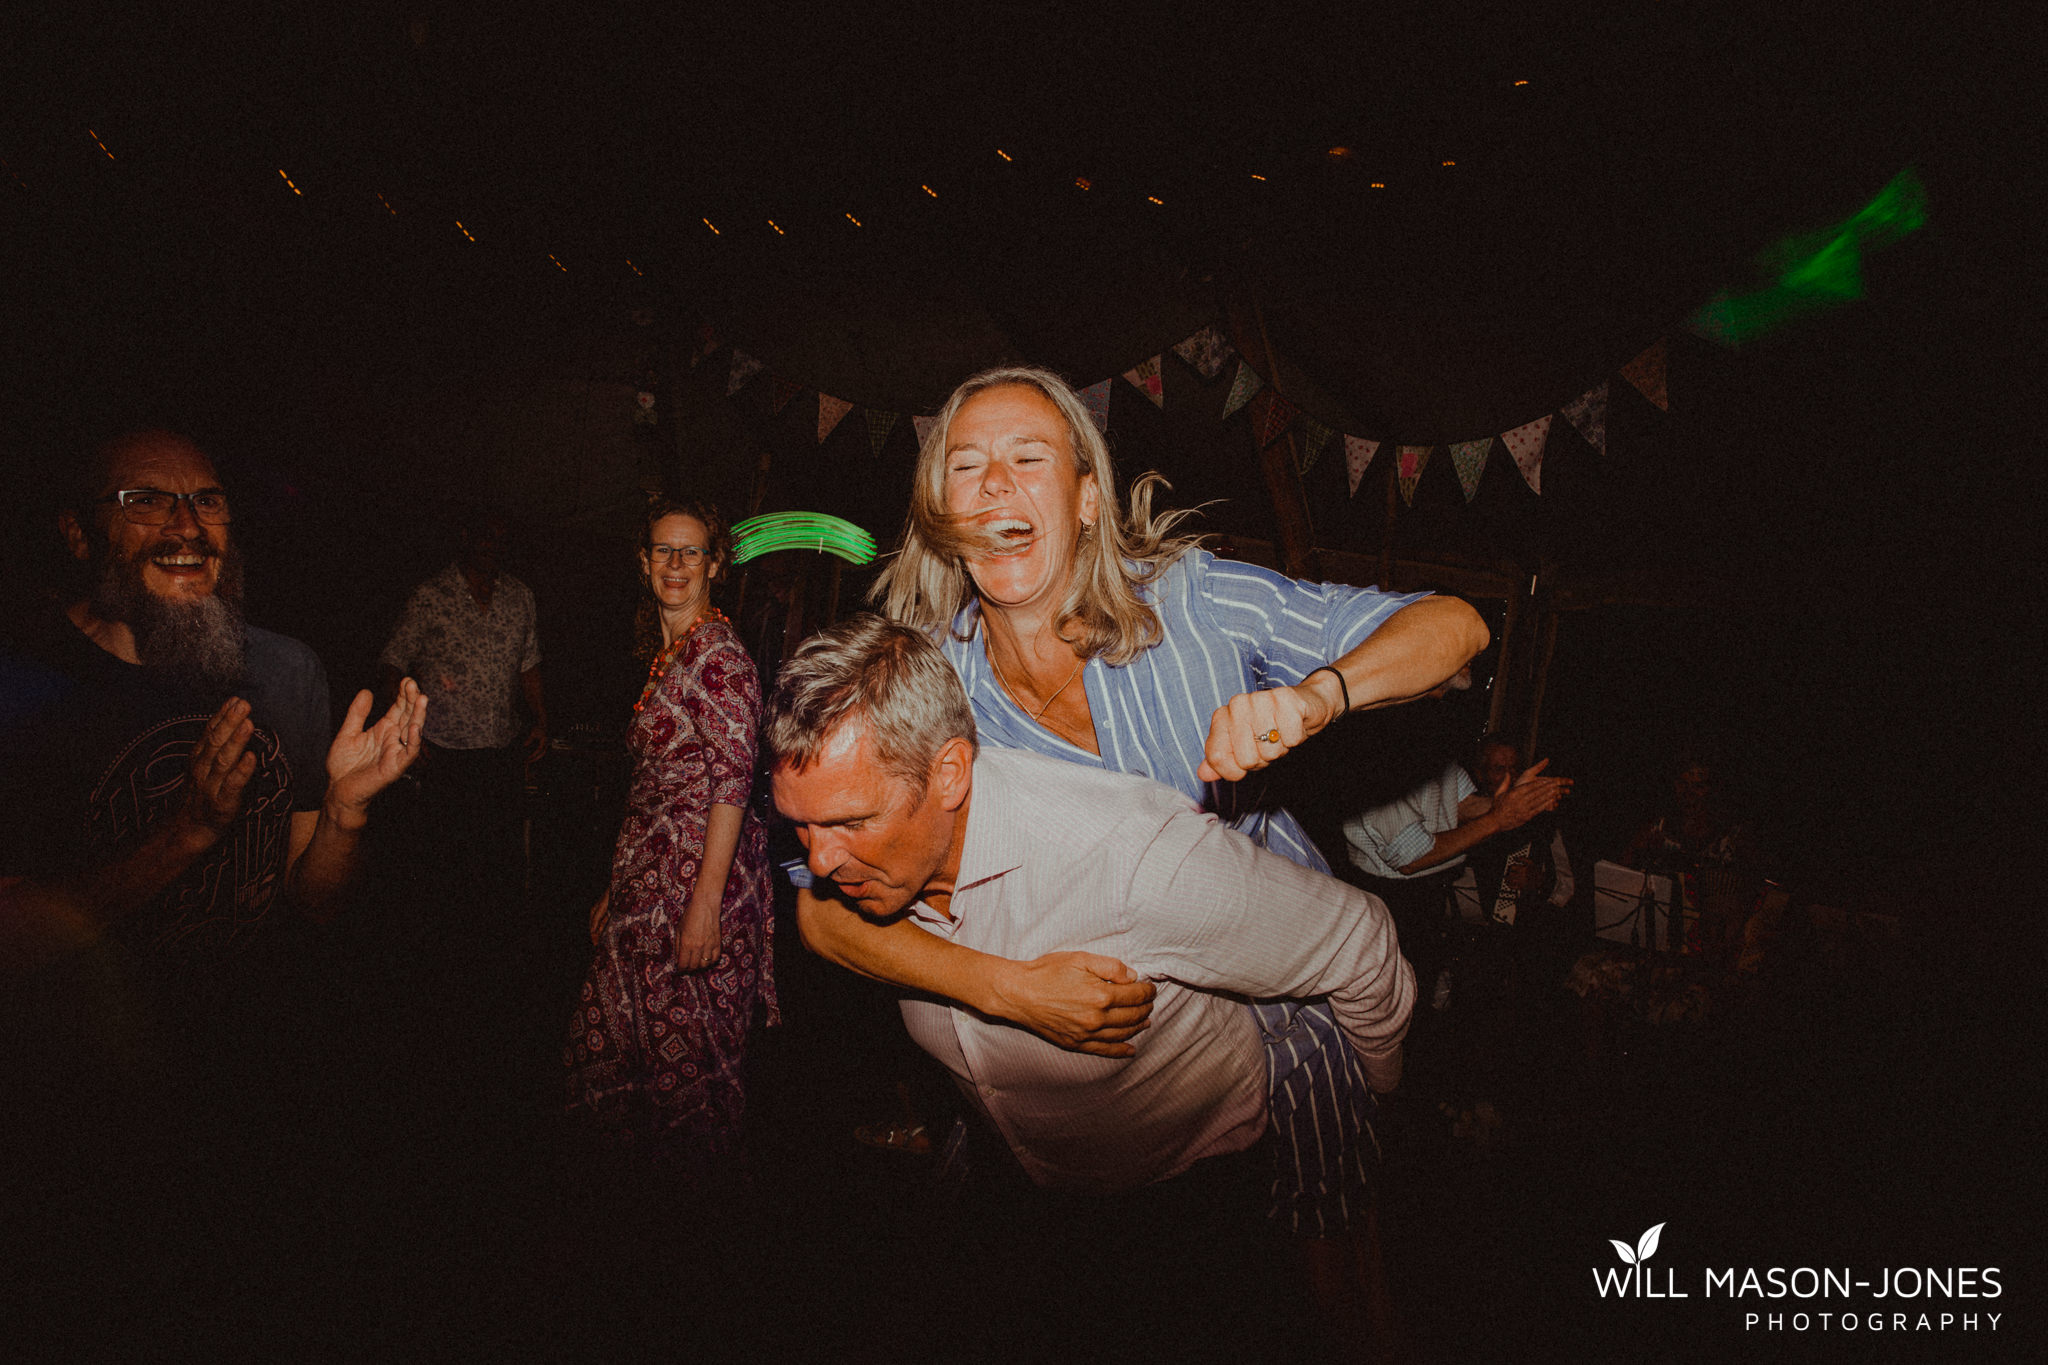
[{"x1": 4, "y1": 822, "x2": 2023, "y2": 1364}]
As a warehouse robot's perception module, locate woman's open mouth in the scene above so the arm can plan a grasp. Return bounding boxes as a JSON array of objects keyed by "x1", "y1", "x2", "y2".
[{"x1": 983, "y1": 517, "x2": 1034, "y2": 554}]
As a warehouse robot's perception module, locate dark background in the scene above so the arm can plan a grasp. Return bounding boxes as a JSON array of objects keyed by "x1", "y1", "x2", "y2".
[{"x1": 3, "y1": 4, "x2": 2035, "y2": 1358}]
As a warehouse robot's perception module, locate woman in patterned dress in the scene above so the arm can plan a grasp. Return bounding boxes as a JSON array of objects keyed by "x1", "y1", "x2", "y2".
[{"x1": 566, "y1": 497, "x2": 775, "y2": 1163}]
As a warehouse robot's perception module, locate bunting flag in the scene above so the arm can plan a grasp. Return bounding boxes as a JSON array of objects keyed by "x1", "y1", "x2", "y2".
[
  {"x1": 1344, "y1": 436, "x2": 1382, "y2": 496},
  {"x1": 1449, "y1": 438, "x2": 1494, "y2": 502},
  {"x1": 689, "y1": 323, "x2": 720, "y2": 368},
  {"x1": 1499, "y1": 415, "x2": 1552, "y2": 493},
  {"x1": 726, "y1": 349, "x2": 764, "y2": 396},
  {"x1": 817, "y1": 393, "x2": 854, "y2": 444},
  {"x1": 1122, "y1": 355, "x2": 1165, "y2": 407},
  {"x1": 1397, "y1": 445, "x2": 1432, "y2": 505},
  {"x1": 767, "y1": 376, "x2": 805, "y2": 415},
  {"x1": 1621, "y1": 338, "x2": 1669, "y2": 411},
  {"x1": 1300, "y1": 417, "x2": 1336, "y2": 474},
  {"x1": 1220, "y1": 361, "x2": 1263, "y2": 420},
  {"x1": 633, "y1": 390, "x2": 658, "y2": 427},
  {"x1": 1561, "y1": 383, "x2": 1609, "y2": 455},
  {"x1": 865, "y1": 410, "x2": 899, "y2": 459},
  {"x1": 1172, "y1": 325, "x2": 1235, "y2": 380},
  {"x1": 1248, "y1": 389, "x2": 1297, "y2": 449},
  {"x1": 1077, "y1": 378, "x2": 1112, "y2": 432},
  {"x1": 912, "y1": 415, "x2": 938, "y2": 447}
]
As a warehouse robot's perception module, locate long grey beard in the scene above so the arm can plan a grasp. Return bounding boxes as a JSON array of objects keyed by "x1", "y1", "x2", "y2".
[{"x1": 91, "y1": 547, "x2": 249, "y2": 691}]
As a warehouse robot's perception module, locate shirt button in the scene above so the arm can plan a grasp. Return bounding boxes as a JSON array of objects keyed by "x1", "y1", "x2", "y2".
[{"x1": 980, "y1": 1084, "x2": 996, "y2": 1097}]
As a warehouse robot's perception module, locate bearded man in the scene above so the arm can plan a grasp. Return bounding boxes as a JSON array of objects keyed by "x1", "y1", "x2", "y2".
[{"x1": 0, "y1": 430, "x2": 424, "y2": 971}]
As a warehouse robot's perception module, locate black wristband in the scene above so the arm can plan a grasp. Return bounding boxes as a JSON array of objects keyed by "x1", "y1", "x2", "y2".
[{"x1": 1308, "y1": 664, "x2": 1350, "y2": 716}]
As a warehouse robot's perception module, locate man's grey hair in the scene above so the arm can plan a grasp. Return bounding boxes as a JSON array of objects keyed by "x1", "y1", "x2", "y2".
[{"x1": 765, "y1": 614, "x2": 977, "y2": 793}]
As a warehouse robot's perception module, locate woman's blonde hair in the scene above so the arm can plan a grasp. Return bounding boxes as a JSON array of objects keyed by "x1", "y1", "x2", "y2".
[{"x1": 871, "y1": 365, "x2": 1203, "y2": 666}]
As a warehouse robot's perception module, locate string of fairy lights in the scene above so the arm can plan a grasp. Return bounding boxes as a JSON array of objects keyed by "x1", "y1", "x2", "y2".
[{"x1": 21, "y1": 77, "x2": 1542, "y2": 287}]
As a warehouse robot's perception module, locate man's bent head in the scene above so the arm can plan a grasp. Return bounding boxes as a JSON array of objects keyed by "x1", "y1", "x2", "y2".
[{"x1": 767, "y1": 615, "x2": 977, "y2": 917}]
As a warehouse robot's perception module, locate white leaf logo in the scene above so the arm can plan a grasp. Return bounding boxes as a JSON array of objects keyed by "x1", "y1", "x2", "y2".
[
  {"x1": 1636, "y1": 1222, "x2": 1665, "y2": 1262},
  {"x1": 1609, "y1": 1222, "x2": 1665, "y2": 1265}
]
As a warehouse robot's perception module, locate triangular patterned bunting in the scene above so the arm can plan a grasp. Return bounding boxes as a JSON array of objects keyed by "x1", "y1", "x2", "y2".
[
  {"x1": 1248, "y1": 389, "x2": 1298, "y2": 449},
  {"x1": 689, "y1": 323, "x2": 720, "y2": 368},
  {"x1": 865, "y1": 410, "x2": 898, "y2": 459},
  {"x1": 1220, "y1": 361, "x2": 1263, "y2": 421},
  {"x1": 1621, "y1": 339, "x2": 1669, "y2": 411},
  {"x1": 1077, "y1": 378, "x2": 1112, "y2": 432},
  {"x1": 1300, "y1": 418, "x2": 1336, "y2": 473},
  {"x1": 1172, "y1": 325, "x2": 1235, "y2": 380},
  {"x1": 726, "y1": 349, "x2": 764, "y2": 396},
  {"x1": 1449, "y1": 438, "x2": 1493, "y2": 502},
  {"x1": 817, "y1": 394, "x2": 854, "y2": 444},
  {"x1": 1499, "y1": 415, "x2": 1551, "y2": 493},
  {"x1": 767, "y1": 376, "x2": 805, "y2": 415},
  {"x1": 1397, "y1": 445, "x2": 1432, "y2": 506},
  {"x1": 1561, "y1": 384, "x2": 1608, "y2": 455},
  {"x1": 1344, "y1": 436, "x2": 1382, "y2": 496},
  {"x1": 912, "y1": 415, "x2": 938, "y2": 447},
  {"x1": 1122, "y1": 356, "x2": 1165, "y2": 408}
]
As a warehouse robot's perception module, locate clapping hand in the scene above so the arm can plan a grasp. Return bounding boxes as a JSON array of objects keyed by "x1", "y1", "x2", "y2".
[
  {"x1": 1489, "y1": 758, "x2": 1572, "y2": 832},
  {"x1": 181, "y1": 696, "x2": 259, "y2": 841},
  {"x1": 325, "y1": 678, "x2": 427, "y2": 818}
]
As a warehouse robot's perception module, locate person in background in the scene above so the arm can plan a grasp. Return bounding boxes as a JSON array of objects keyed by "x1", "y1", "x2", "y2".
[
  {"x1": 1624, "y1": 753, "x2": 1761, "y2": 963},
  {"x1": 565, "y1": 496, "x2": 775, "y2": 1172},
  {"x1": 1456, "y1": 732, "x2": 1576, "y2": 926},
  {"x1": 1452, "y1": 733, "x2": 1578, "y2": 1027},
  {"x1": 377, "y1": 511, "x2": 544, "y2": 924},
  {"x1": 1341, "y1": 696, "x2": 1572, "y2": 1011}
]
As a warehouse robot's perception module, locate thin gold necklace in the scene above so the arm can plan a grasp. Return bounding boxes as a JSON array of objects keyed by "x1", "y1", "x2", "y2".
[{"x1": 989, "y1": 642, "x2": 1085, "y2": 722}]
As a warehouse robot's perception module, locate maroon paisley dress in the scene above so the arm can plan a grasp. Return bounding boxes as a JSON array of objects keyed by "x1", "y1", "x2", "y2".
[{"x1": 565, "y1": 615, "x2": 777, "y2": 1159}]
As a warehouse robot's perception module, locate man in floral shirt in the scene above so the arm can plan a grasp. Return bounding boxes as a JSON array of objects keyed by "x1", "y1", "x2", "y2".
[{"x1": 378, "y1": 513, "x2": 544, "y2": 924}]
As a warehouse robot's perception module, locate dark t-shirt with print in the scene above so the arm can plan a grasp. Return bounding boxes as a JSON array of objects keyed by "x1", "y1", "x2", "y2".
[{"x1": 0, "y1": 608, "x2": 330, "y2": 961}]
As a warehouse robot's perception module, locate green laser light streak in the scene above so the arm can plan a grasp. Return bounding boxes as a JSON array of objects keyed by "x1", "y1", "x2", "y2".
[
  {"x1": 1690, "y1": 168, "x2": 1927, "y2": 345},
  {"x1": 732, "y1": 512, "x2": 878, "y2": 566}
]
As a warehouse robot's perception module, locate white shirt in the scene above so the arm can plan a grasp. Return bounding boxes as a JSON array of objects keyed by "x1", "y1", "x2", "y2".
[
  {"x1": 1341, "y1": 761, "x2": 1478, "y2": 880},
  {"x1": 902, "y1": 749, "x2": 1413, "y2": 1193}
]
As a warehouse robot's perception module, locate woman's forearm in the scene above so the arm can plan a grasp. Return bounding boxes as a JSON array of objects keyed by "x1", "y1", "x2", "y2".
[
  {"x1": 685, "y1": 802, "x2": 746, "y2": 921},
  {"x1": 795, "y1": 886, "x2": 1156, "y2": 1054},
  {"x1": 1324, "y1": 595, "x2": 1490, "y2": 713}
]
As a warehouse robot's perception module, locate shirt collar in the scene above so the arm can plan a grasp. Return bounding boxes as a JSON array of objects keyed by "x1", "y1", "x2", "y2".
[{"x1": 951, "y1": 750, "x2": 1027, "y2": 899}]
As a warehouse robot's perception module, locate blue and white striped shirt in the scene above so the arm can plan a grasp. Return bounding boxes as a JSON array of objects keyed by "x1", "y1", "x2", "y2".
[{"x1": 938, "y1": 548, "x2": 1427, "y2": 872}]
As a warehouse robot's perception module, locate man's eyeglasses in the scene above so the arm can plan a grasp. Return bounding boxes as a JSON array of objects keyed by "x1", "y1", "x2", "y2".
[
  {"x1": 97, "y1": 488, "x2": 233, "y2": 526},
  {"x1": 648, "y1": 544, "x2": 708, "y2": 565}
]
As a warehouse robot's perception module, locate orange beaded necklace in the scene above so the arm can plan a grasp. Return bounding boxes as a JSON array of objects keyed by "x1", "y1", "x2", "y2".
[{"x1": 634, "y1": 606, "x2": 728, "y2": 713}]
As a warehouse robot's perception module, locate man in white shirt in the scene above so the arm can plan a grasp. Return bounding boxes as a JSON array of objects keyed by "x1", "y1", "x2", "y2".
[
  {"x1": 1341, "y1": 719, "x2": 1570, "y2": 1007},
  {"x1": 766, "y1": 615, "x2": 1413, "y2": 1195}
]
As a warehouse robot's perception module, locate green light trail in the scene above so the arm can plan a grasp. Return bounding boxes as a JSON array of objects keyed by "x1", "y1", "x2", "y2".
[
  {"x1": 732, "y1": 512, "x2": 878, "y2": 566},
  {"x1": 1690, "y1": 168, "x2": 1927, "y2": 345}
]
